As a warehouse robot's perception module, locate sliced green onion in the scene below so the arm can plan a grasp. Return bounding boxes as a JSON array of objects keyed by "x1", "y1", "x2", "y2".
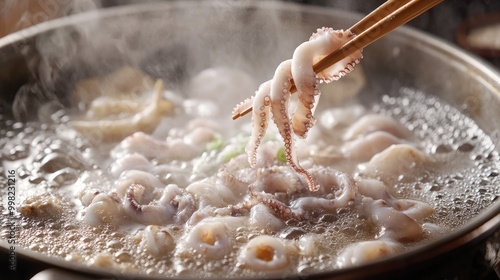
[
  {"x1": 223, "y1": 151, "x2": 241, "y2": 163},
  {"x1": 206, "y1": 136, "x2": 224, "y2": 151},
  {"x1": 276, "y1": 147, "x2": 287, "y2": 163}
]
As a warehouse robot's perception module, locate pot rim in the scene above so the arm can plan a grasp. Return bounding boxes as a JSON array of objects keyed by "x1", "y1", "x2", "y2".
[{"x1": 1, "y1": 1, "x2": 499, "y2": 279}]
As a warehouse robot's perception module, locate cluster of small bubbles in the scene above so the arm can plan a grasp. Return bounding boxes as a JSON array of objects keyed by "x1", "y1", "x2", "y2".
[
  {"x1": 106, "y1": 240, "x2": 122, "y2": 249},
  {"x1": 376, "y1": 87, "x2": 500, "y2": 229},
  {"x1": 340, "y1": 227, "x2": 357, "y2": 236},
  {"x1": 312, "y1": 225, "x2": 326, "y2": 234},
  {"x1": 318, "y1": 213, "x2": 337, "y2": 223},
  {"x1": 279, "y1": 227, "x2": 306, "y2": 239}
]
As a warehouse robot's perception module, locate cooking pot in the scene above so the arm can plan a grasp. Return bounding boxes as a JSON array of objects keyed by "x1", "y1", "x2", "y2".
[{"x1": 0, "y1": 1, "x2": 499, "y2": 279}]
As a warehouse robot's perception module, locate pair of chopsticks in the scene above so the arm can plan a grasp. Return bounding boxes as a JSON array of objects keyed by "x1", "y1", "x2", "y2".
[{"x1": 232, "y1": 0, "x2": 444, "y2": 120}]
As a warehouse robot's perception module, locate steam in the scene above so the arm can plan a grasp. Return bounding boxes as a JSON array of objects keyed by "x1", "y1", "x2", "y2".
[
  {"x1": 8, "y1": 0, "x2": 324, "y2": 121},
  {"x1": 8, "y1": 0, "x2": 102, "y2": 120}
]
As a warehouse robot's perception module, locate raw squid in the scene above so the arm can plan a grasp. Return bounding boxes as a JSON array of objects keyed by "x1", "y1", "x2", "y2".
[{"x1": 232, "y1": 27, "x2": 363, "y2": 191}]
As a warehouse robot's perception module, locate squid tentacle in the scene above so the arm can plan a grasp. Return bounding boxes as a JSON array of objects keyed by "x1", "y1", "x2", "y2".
[
  {"x1": 232, "y1": 27, "x2": 363, "y2": 192},
  {"x1": 292, "y1": 27, "x2": 363, "y2": 138},
  {"x1": 270, "y1": 60, "x2": 318, "y2": 192},
  {"x1": 246, "y1": 80, "x2": 272, "y2": 168}
]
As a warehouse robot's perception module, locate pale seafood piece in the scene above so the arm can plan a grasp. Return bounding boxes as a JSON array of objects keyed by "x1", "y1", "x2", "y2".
[
  {"x1": 309, "y1": 166, "x2": 357, "y2": 196},
  {"x1": 362, "y1": 197, "x2": 423, "y2": 241},
  {"x1": 298, "y1": 234, "x2": 318, "y2": 257},
  {"x1": 70, "y1": 80, "x2": 173, "y2": 142},
  {"x1": 217, "y1": 154, "x2": 255, "y2": 195},
  {"x1": 359, "y1": 144, "x2": 431, "y2": 183},
  {"x1": 343, "y1": 114, "x2": 410, "y2": 141},
  {"x1": 80, "y1": 190, "x2": 124, "y2": 226},
  {"x1": 255, "y1": 165, "x2": 304, "y2": 194},
  {"x1": 141, "y1": 225, "x2": 175, "y2": 256},
  {"x1": 109, "y1": 153, "x2": 154, "y2": 178},
  {"x1": 341, "y1": 131, "x2": 404, "y2": 162},
  {"x1": 336, "y1": 240, "x2": 402, "y2": 268},
  {"x1": 247, "y1": 189, "x2": 305, "y2": 221},
  {"x1": 290, "y1": 195, "x2": 353, "y2": 217},
  {"x1": 249, "y1": 204, "x2": 286, "y2": 232},
  {"x1": 111, "y1": 127, "x2": 211, "y2": 163},
  {"x1": 239, "y1": 235, "x2": 290, "y2": 271},
  {"x1": 179, "y1": 222, "x2": 232, "y2": 260},
  {"x1": 85, "y1": 97, "x2": 143, "y2": 119},
  {"x1": 81, "y1": 68, "x2": 160, "y2": 119},
  {"x1": 356, "y1": 178, "x2": 435, "y2": 221},
  {"x1": 114, "y1": 170, "x2": 164, "y2": 198},
  {"x1": 392, "y1": 199, "x2": 435, "y2": 221},
  {"x1": 112, "y1": 132, "x2": 198, "y2": 163},
  {"x1": 290, "y1": 168, "x2": 358, "y2": 215},
  {"x1": 99, "y1": 66, "x2": 156, "y2": 97},
  {"x1": 182, "y1": 126, "x2": 219, "y2": 146},
  {"x1": 80, "y1": 189, "x2": 101, "y2": 207},
  {"x1": 72, "y1": 66, "x2": 155, "y2": 106},
  {"x1": 186, "y1": 178, "x2": 243, "y2": 208},
  {"x1": 123, "y1": 183, "x2": 195, "y2": 225},
  {"x1": 153, "y1": 163, "x2": 192, "y2": 187},
  {"x1": 355, "y1": 178, "x2": 391, "y2": 201},
  {"x1": 186, "y1": 206, "x2": 219, "y2": 226},
  {"x1": 197, "y1": 216, "x2": 247, "y2": 230},
  {"x1": 186, "y1": 207, "x2": 247, "y2": 227}
]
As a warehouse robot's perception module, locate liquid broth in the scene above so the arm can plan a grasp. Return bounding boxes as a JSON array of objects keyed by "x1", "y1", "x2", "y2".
[{"x1": 0, "y1": 86, "x2": 499, "y2": 278}]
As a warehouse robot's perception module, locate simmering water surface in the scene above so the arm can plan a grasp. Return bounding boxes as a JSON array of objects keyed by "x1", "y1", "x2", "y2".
[{"x1": 0, "y1": 85, "x2": 499, "y2": 278}]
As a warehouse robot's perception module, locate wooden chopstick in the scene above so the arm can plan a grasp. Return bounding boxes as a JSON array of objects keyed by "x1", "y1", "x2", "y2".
[
  {"x1": 314, "y1": 0, "x2": 444, "y2": 74},
  {"x1": 349, "y1": 0, "x2": 412, "y2": 35},
  {"x1": 232, "y1": 0, "x2": 443, "y2": 120}
]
